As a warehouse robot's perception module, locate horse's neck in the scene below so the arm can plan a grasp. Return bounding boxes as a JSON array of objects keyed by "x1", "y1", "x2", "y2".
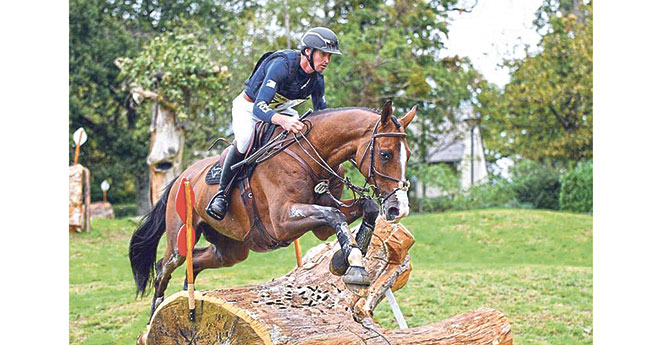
[{"x1": 307, "y1": 110, "x2": 377, "y2": 168}]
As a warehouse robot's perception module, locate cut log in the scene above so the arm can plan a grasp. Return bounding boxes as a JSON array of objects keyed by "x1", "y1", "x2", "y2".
[
  {"x1": 140, "y1": 217, "x2": 513, "y2": 345},
  {"x1": 90, "y1": 202, "x2": 115, "y2": 219},
  {"x1": 69, "y1": 164, "x2": 90, "y2": 232}
]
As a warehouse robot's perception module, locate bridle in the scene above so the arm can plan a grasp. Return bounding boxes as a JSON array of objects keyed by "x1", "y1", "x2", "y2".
[
  {"x1": 249, "y1": 113, "x2": 410, "y2": 208},
  {"x1": 355, "y1": 119, "x2": 410, "y2": 204}
]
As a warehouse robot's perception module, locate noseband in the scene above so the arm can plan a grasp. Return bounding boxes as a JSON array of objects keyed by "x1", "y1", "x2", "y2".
[{"x1": 357, "y1": 120, "x2": 410, "y2": 204}]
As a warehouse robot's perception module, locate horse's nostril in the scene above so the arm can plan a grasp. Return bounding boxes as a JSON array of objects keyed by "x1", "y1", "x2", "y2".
[{"x1": 387, "y1": 207, "x2": 399, "y2": 220}]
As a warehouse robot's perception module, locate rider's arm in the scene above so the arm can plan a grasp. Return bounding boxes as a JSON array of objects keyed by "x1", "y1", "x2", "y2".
[
  {"x1": 252, "y1": 59, "x2": 288, "y2": 123},
  {"x1": 311, "y1": 75, "x2": 327, "y2": 111}
]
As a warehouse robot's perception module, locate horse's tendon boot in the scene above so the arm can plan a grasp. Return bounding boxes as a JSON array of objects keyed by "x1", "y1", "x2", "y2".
[
  {"x1": 331, "y1": 219, "x2": 375, "y2": 275},
  {"x1": 329, "y1": 249, "x2": 349, "y2": 276},
  {"x1": 355, "y1": 221, "x2": 375, "y2": 256}
]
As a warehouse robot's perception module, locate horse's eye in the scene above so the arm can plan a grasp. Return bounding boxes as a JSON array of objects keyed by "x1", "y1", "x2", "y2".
[{"x1": 379, "y1": 151, "x2": 392, "y2": 161}]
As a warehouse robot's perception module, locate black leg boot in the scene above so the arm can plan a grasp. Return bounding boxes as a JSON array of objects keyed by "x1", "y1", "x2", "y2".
[
  {"x1": 206, "y1": 145, "x2": 244, "y2": 220},
  {"x1": 329, "y1": 198, "x2": 379, "y2": 275}
]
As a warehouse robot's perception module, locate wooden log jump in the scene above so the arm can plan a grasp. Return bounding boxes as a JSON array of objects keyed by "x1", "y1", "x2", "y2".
[{"x1": 139, "y1": 217, "x2": 513, "y2": 345}]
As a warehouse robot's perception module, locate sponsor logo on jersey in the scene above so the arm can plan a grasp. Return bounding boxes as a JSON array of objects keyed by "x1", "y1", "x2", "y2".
[
  {"x1": 269, "y1": 93, "x2": 309, "y2": 112},
  {"x1": 256, "y1": 101, "x2": 271, "y2": 114},
  {"x1": 266, "y1": 79, "x2": 277, "y2": 88}
]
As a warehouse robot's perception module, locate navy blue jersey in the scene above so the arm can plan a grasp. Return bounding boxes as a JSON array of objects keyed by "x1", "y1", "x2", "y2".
[{"x1": 244, "y1": 50, "x2": 327, "y2": 122}]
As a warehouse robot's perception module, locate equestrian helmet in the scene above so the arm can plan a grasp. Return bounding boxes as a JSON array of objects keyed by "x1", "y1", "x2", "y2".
[{"x1": 301, "y1": 27, "x2": 342, "y2": 55}]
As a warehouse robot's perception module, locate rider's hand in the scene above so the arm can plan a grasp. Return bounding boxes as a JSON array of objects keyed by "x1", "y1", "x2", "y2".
[{"x1": 272, "y1": 114, "x2": 304, "y2": 134}]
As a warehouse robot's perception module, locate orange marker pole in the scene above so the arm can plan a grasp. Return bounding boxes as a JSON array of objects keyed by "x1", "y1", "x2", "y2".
[
  {"x1": 184, "y1": 180, "x2": 195, "y2": 322},
  {"x1": 294, "y1": 239, "x2": 302, "y2": 267}
]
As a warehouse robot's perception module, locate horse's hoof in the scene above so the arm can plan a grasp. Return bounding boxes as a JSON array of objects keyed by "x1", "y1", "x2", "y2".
[
  {"x1": 329, "y1": 249, "x2": 348, "y2": 276},
  {"x1": 342, "y1": 266, "x2": 370, "y2": 286}
]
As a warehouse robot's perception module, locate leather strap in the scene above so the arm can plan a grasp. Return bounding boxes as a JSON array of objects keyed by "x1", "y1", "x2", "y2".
[
  {"x1": 282, "y1": 148, "x2": 322, "y2": 181},
  {"x1": 239, "y1": 178, "x2": 271, "y2": 246}
]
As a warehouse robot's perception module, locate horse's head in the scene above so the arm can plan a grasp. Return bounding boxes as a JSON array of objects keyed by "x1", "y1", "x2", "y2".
[{"x1": 356, "y1": 101, "x2": 417, "y2": 222}]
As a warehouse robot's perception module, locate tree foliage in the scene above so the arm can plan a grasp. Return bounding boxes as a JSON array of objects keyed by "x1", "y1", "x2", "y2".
[
  {"x1": 69, "y1": 0, "x2": 259, "y2": 203},
  {"x1": 559, "y1": 160, "x2": 592, "y2": 213},
  {"x1": 117, "y1": 24, "x2": 234, "y2": 164},
  {"x1": 69, "y1": 0, "x2": 592, "y2": 208},
  {"x1": 478, "y1": 0, "x2": 593, "y2": 164}
]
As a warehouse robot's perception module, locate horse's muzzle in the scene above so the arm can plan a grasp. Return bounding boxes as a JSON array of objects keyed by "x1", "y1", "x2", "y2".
[{"x1": 383, "y1": 189, "x2": 410, "y2": 222}]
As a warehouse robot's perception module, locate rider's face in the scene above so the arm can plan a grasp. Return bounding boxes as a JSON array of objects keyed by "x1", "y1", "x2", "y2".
[{"x1": 312, "y1": 50, "x2": 332, "y2": 73}]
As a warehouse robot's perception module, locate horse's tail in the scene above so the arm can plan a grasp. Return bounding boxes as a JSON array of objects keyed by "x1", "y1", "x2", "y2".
[{"x1": 129, "y1": 177, "x2": 178, "y2": 297}]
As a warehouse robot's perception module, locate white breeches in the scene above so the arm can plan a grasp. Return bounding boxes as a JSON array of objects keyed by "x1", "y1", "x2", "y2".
[{"x1": 232, "y1": 92, "x2": 299, "y2": 154}]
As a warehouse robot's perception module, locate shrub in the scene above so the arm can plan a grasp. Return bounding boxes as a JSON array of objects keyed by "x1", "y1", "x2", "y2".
[
  {"x1": 510, "y1": 160, "x2": 561, "y2": 210},
  {"x1": 113, "y1": 203, "x2": 138, "y2": 218},
  {"x1": 560, "y1": 160, "x2": 593, "y2": 213},
  {"x1": 453, "y1": 179, "x2": 519, "y2": 210}
]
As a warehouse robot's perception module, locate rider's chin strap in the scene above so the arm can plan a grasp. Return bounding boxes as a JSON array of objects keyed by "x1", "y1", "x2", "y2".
[{"x1": 303, "y1": 48, "x2": 316, "y2": 72}]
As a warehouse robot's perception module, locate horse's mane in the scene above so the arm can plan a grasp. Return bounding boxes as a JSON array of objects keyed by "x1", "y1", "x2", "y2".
[{"x1": 308, "y1": 106, "x2": 382, "y2": 118}]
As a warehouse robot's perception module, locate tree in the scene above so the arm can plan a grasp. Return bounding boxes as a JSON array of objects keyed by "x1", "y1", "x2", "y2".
[
  {"x1": 478, "y1": 0, "x2": 592, "y2": 165},
  {"x1": 69, "y1": 0, "x2": 259, "y2": 205}
]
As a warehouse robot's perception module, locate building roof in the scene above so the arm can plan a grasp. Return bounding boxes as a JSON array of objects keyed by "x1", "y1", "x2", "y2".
[{"x1": 426, "y1": 131, "x2": 465, "y2": 163}]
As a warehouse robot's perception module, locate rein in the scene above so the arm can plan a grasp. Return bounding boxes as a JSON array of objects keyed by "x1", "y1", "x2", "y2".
[{"x1": 244, "y1": 112, "x2": 410, "y2": 208}]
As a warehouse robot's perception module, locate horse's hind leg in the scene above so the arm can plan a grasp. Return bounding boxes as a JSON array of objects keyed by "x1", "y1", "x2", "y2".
[
  {"x1": 149, "y1": 246, "x2": 184, "y2": 322},
  {"x1": 183, "y1": 223, "x2": 250, "y2": 289}
]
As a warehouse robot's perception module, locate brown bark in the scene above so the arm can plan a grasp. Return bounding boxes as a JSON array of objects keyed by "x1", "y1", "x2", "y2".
[
  {"x1": 69, "y1": 164, "x2": 90, "y2": 232},
  {"x1": 141, "y1": 218, "x2": 513, "y2": 345}
]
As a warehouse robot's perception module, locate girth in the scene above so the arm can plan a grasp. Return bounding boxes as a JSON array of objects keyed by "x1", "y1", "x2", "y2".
[{"x1": 238, "y1": 177, "x2": 292, "y2": 251}]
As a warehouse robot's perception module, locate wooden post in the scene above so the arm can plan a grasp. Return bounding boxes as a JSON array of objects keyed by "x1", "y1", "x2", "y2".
[
  {"x1": 184, "y1": 180, "x2": 195, "y2": 322},
  {"x1": 294, "y1": 239, "x2": 302, "y2": 267},
  {"x1": 73, "y1": 130, "x2": 83, "y2": 165}
]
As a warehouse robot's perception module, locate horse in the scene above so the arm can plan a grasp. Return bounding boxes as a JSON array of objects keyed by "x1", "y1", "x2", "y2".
[{"x1": 129, "y1": 101, "x2": 417, "y2": 321}]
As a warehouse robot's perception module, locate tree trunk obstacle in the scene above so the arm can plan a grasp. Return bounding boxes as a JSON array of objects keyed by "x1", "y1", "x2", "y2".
[{"x1": 140, "y1": 217, "x2": 513, "y2": 345}]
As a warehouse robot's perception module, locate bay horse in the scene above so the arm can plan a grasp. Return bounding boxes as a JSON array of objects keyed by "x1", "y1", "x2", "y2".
[{"x1": 129, "y1": 101, "x2": 417, "y2": 321}]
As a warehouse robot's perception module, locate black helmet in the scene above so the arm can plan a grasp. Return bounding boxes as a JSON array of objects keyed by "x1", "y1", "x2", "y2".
[{"x1": 301, "y1": 27, "x2": 342, "y2": 55}]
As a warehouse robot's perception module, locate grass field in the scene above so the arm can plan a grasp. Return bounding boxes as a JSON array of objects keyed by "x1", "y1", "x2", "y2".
[{"x1": 69, "y1": 208, "x2": 593, "y2": 344}]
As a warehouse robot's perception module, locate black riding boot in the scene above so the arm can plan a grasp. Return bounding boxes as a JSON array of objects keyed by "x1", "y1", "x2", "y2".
[{"x1": 206, "y1": 145, "x2": 245, "y2": 220}]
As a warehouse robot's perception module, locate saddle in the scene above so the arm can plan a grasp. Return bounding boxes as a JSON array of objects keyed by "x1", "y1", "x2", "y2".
[
  {"x1": 205, "y1": 121, "x2": 278, "y2": 185},
  {"x1": 205, "y1": 121, "x2": 290, "y2": 251}
]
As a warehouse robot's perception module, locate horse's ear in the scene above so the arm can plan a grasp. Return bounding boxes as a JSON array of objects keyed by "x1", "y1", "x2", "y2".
[
  {"x1": 400, "y1": 104, "x2": 418, "y2": 129},
  {"x1": 380, "y1": 100, "x2": 393, "y2": 127}
]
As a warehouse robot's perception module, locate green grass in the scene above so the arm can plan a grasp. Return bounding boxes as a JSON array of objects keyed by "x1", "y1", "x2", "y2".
[{"x1": 70, "y1": 208, "x2": 592, "y2": 344}]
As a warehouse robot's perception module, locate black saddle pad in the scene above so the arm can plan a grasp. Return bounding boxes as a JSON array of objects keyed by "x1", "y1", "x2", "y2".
[
  {"x1": 205, "y1": 159, "x2": 224, "y2": 185},
  {"x1": 205, "y1": 121, "x2": 278, "y2": 185}
]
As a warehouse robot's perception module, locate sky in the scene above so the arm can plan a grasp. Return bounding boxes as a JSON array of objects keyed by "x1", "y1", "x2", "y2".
[{"x1": 442, "y1": 0, "x2": 544, "y2": 88}]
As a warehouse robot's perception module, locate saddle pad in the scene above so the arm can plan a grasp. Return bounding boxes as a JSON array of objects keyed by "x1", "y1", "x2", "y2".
[{"x1": 205, "y1": 159, "x2": 223, "y2": 185}]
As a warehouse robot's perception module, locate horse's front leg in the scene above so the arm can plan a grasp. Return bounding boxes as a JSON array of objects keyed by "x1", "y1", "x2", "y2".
[
  {"x1": 280, "y1": 203, "x2": 371, "y2": 286},
  {"x1": 328, "y1": 198, "x2": 379, "y2": 276}
]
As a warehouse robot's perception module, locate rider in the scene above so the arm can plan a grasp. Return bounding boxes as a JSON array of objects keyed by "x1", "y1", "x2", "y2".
[{"x1": 206, "y1": 27, "x2": 343, "y2": 221}]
